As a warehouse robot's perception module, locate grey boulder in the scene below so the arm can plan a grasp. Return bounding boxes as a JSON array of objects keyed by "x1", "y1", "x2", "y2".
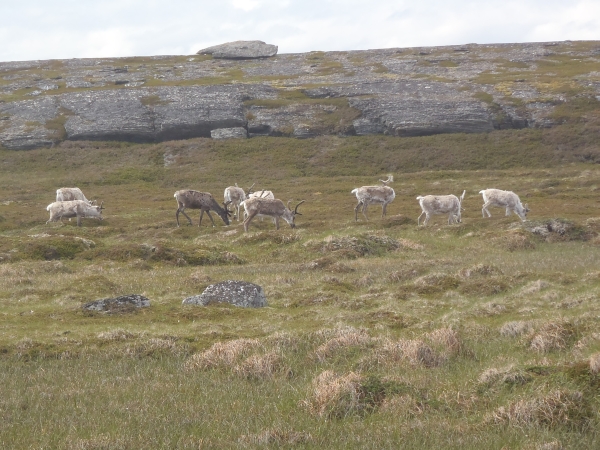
[
  {"x1": 82, "y1": 294, "x2": 150, "y2": 312},
  {"x1": 197, "y1": 40, "x2": 278, "y2": 59},
  {"x1": 182, "y1": 280, "x2": 267, "y2": 307}
]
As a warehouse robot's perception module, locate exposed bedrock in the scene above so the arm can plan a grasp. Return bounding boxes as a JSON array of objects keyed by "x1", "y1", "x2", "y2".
[{"x1": 1, "y1": 40, "x2": 598, "y2": 149}]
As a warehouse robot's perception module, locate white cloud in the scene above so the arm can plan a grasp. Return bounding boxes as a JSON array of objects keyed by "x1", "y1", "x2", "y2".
[{"x1": 0, "y1": 0, "x2": 598, "y2": 62}]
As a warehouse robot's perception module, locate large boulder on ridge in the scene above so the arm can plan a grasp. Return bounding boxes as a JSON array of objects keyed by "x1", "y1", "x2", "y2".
[
  {"x1": 182, "y1": 280, "x2": 267, "y2": 307},
  {"x1": 197, "y1": 40, "x2": 278, "y2": 59}
]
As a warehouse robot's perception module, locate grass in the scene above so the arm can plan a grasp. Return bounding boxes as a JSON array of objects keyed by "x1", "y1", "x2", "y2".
[{"x1": 0, "y1": 126, "x2": 599, "y2": 448}]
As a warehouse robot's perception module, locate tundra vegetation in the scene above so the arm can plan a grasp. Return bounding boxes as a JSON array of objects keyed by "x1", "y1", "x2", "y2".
[{"x1": 1, "y1": 123, "x2": 600, "y2": 448}]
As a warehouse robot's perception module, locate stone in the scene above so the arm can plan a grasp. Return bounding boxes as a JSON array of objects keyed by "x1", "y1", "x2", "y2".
[
  {"x1": 210, "y1": 127, "x2": 248, "y2": 139},
  {"x1": 82, "y1": 294, "x2": 150, "y2": 312},
  {"x1": 197, "y1": 40, "x2": 278, "y2": 59},
  {"x1": 182, "y1": 280, "x2": 267, "y2": 308}
]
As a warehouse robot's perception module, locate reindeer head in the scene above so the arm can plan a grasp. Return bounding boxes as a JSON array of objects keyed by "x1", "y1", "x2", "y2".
[
  {"x1": 220, "y1": 200, "x2": 232, "y2": 225},
  {"x1": 283, "y1": 200, "x2": 305, "y2": 228}
]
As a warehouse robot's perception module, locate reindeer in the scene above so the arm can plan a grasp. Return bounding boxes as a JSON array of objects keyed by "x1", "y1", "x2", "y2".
[
  {"x1": 56, "y1": 187, "x2": 95, "y2": 205},
  {"x1": 417, "y1": 190, "x2": 465, "y2": 226},
  {"x1": 224, "y1": 183, "x2": 254, "y2": 221},
  {"x1": 480, "y1": 189, "x2": 529, "y2": 221},
  {"x1": 242, "y1": 197, "x2": 305, "y2": 232},
  {"x1": 46, "y1": 200, "x2": 104, "y2": 227},
  {"x1": 174, "y1": 190, "x2": 231, "y2": 227},
  {"x1": 351, "y1": 175, "x2": 395, "y2": 221},
  {"x1": 248, "y1": 190, "x2": 274, "y2": 200}
]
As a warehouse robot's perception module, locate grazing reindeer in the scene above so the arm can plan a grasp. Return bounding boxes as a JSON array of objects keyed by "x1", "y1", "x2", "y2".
[
  {"x1": 480, "y1": 189, "x2": 529, "y2": 221},
  {"x1": 174, "y1": 190, "x2": 231, "y2": 227},
  {"x1": 224, "y1": 183, "x2": 255, "y2": 221},
  {"x1": 56, "y1": 187, "x2": 95, "y2": 205},
  {"x1": 248, "y1": 190, "x2": 274, "y2": 200},
  {"x1": 46, "y1": 200, "x2": 104, "y2": 227},
  {"x1": 417, "y1": 190, "x2": 465, "y2": 226},
  {"x1": 242, "y1": 197, "x2": 305, "y2": 232},
  {"x1": 351, "y1": 175, "x2": 396, "y2": 221}
]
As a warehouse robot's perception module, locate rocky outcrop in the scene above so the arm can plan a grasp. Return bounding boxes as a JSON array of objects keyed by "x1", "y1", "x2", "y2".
[
  {"x1": 1, "y1": 41, "x2": 599, "y2": 149},
  {"x1": 197, "y1": 40, "x2": 278, "y2": 59},
  {"x1": 182, "y1": 280, "x2": 267, "y2": 307},
  {"x1": 82, "y1": 294, "x2": 151, "y2": 312}
]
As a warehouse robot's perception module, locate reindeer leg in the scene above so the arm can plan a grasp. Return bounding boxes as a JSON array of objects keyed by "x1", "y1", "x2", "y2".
[
  {"x1": 275, "y1": 216, "x2": 280, "y2": 230},
  {"x1": 77, "y1": 214, "x2": 82, "y2": 227},
  {"x1": 354, "y1": 201, "x2": 362, "y2": 221},
  {"x1": 482, "y1": 202, "x2": 492, "y2": 218},
  {"x1": 178, "y1": 207, "x2": 193, "y2": 226},
  {"x1": 418, "y1": 211, "x2": 425, "y2": 226},
  {"x1": 505, "y1": 207, "x2": 511, "y2": 216},
  {"x1": 206, "y1": 211, "x2": 216, "y2": 227},
  {"x1": 243, "y1": 211, "x2": 258, "y2": 232},
  {"x1": 362, "y1": 203, "x2": 369, "y2": 221}
]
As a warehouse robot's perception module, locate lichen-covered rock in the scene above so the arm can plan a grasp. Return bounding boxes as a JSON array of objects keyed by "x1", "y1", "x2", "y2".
[
  {"x1": 182, "y1": 281, "x2": 267, "y2": 308},
  {"x1": 197, "y1": 40, "x2": 278, "y2": 59},
  {"x1": 210, "y1": 127, "x2": 248, "y2": 139},
  {"x1": 82, "y1": 294, "x2": 150, "y2": 312}
]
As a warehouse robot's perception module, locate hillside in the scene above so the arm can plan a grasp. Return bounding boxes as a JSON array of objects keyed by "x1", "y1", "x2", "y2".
[
  {"x1": 1, "y1": 42, "x2": 600, "y2": 449},
  {"x1": 1, "y1": 40, "x2": 600, "y2": 150}
]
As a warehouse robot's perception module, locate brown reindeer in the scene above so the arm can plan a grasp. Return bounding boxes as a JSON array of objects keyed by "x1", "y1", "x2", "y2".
[
  {"x1": 242, "y1": 197, "x2": 305, "y2": 232},
  {"x1": 351, "y1": 175, "x2": 395, "y2": 221},
  {"x1": 174, "y1": 190, "x2": 231, "y2": 227}
]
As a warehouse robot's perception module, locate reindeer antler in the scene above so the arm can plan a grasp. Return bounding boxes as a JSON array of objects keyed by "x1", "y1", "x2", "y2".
[
  {"x1": 294, "y1": 200, "x2": 305, "y2": 215},
  {"x1": 379, "y1": 175, "x2": 394, "y2": 185}
]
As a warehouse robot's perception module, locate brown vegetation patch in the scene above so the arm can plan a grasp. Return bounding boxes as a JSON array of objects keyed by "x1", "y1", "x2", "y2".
[
  {"x1": 303, "y1": 370, "x2": 365, "y2": 418},
  {"x1": 413, "y1": 273, "x2": 460, "y2": 295},
  {"x1": 371, "y1": 338, "x2": 443, "y2": 368},
  {"x1": 238, "y1": 428, "x2": 313, "y2": 446},
  {"x1": 495, "y1": 230, "x2": 536, "y2": 251},
  {"x1": 529, "y1": 321, "x2": 576, "y2": 353},
  {"x1": 184, "y1": 338, "x2": 261, "y2": 370},
  {"x1": 320, "y1": 233, "x2": 401, "y2": 258},
  {"x1": 458, "y1": 263, "x2": 503, "y2": 278},
  {"x1": 234, "y1": 352, "x2": 289, "y2": 379},
  {"x1": 524, "y1": 218, "x2": 596, "y2": 243},
  {"x1": 590, "y1": 353, "x2": 600, "y2": 375},
  {"x1": 426, "y1": 327, "x2": 463, "y2": 355},
  {"x1": 300, "y1": 256, "x2": 354, "y2": 273},
  {"x1": 478, "y1": 365, "x2": 533, "y2": 387},
  {"x1": 490, "y1": 390, "x2": 591, "y2": 430},
  {"x1": 314, "y1": 327, "x2": 372, "y2": 361},
  {"x1": 97, "y1": 328, "x2": 138, "y2": 341},
  {"x1": 500, "y1": 321, "x2": 534, "y2": 337}
]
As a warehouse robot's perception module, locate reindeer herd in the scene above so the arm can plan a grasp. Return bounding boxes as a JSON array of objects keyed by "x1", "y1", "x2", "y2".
[{"x1": 44, "y1": 179, "x2": 530, "y2": 229}]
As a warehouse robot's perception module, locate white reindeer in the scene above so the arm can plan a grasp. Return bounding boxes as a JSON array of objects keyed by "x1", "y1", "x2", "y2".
[
  {"x1": 248, "y1": 190, "x2": 274, "y2": 200},
  {"x1": 56, "y1": 187, "x2": 95, "y2": 205},
  {"x1": 242, "y1": 197, "x2": 305, "y2": 232},
  {"x1": 174, "y1": 190, "x2": 231, "y2": 227},
  {"x1": 480, "y1": 189, "x2": 529, "y2": 221},
  {"x1": 417, "y1": 190, "x2": 465, "y2": 226},
  {"x1": 351, "y1": 175, "x2": 395, "y2": 221},
  {"x1": 224, "y1": 183, "x2": 254, "y2": 221},
  {"x1": 46, "y1": 200, "x2": 104, "y2": 227}
]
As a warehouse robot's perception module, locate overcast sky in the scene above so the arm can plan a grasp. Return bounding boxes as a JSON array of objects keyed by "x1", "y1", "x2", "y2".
[{"x1": 1, "y1": 0, "x2": 599, "y2": 62}]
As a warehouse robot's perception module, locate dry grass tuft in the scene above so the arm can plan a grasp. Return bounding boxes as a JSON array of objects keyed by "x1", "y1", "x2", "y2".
[
  {"x1": 380, "y1": 394, "x2": 425, "y2": 416},
  {"x1": 238, "y1": 428, "x2": 312, "y2": 445},
  {"x1": 388, "y1": 267, "x2": 421, "y2": 283},
  {"x1": 301, "y1": 257, "x2": 354, "y2": 273},
  {"x1": 490, "y1": 390, "x2": 590, "y2": 430},
  {"x1": 122, "y1": 337, "x2": 186, "y2": 358},
  {"x1": 529, "y1": 321, "x2": 575, "y2": 353},
  {"x1": 185, "y1": 338, "x2": 262, "y2": 370},
  {"x1": 478, "y1": 365, "x2": 532, "y2": 386},
  {"x1": 303, "y1": 370, "x2": 365, "y2": 418},
  {"x1": 426, "y1": 327, "x2": 462, "y2": 355},
  {"x1": 458, "y1": 263, "x2": 503, "y2": 278},
  {"x1": 97, "y1": 328, "x2": 138, "y2": 341},
  {"x1": 496, "y1": 230, "x2": 536, "y2": 251},
  {"x1": 500, "y1": 321, "x2": 534, "y2": 337},
  {"x1": 521, "y1": 280, "x2": 550, "y2": 295},
  {"x1": 590, "y1": 353, "x2": 600, "y2": 374},
  {"x1": 234, "y1": 352, "x2": 288, "y2": 379},
  {"x1": 314, "y1": 327, "x2": 371, "y2": 361},
  {"x1": 373, "y1": 338, "x2": 443, "y2": 368}
]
